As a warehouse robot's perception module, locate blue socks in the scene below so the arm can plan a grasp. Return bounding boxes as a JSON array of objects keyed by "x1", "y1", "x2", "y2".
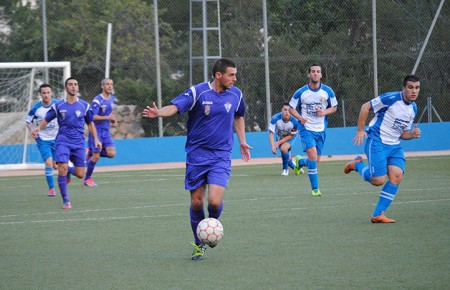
[
  {"x1": 190, "y1": 207, "x2": 205, "y2": 245},
  {"x1": 45, "y1": 167, "x2": 54, "y2": 190},
  {"x1": 57, "y1": 175, "x2": 69, "y2": 203},
  {"x1": 282, "y1": 152, "x2": 296, "y2": 170},
  {"x1": 85, "y1": 160, "x2": 96, "y2": 179},
  {"x1": 307, "y1": 159, "x2": 319, "y2": 190},
  {"x1": 298, "y1": 157, "x2": 308, "y2": 167},
  {"x1": 354, "y1": 161, "x2": 371, "y2": 182},
  {"x1": 373, "y1": 182, "x2": 398, "y2": 216},
  {"x1": 208, "y1": 202, "x2": 224, "y2": 219}
]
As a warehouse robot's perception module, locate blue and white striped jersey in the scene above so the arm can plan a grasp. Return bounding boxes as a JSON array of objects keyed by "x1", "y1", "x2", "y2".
[
  {"x1": 367, "y1": 91, "x2": 418, "y2": 145},
  {"x1": 25, "y1": 99, "x2": 59, "y2": 140},
  {"x1": 289, "y1": 83, "x2": 338, "y2": 132},
  {"x1": 268, "y1": 112, "x2": 300, "y2": 141}
]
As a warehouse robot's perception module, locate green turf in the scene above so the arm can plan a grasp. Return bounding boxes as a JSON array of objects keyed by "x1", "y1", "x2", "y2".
[{"x1": 1, "y1": 156, "x2": 449, "y2": 289}]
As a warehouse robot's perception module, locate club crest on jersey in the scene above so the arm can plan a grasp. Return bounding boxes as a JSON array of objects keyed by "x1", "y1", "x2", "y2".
[
  {"x1": 76, "y1": 110, "x2": 81, "y2": 117},
  {"x1": 224, "y1": 102, "x2": 231, "y2": 113},
  {"x1": 205, "y1": 105, "x2": 210, "y2": 115},
  {"x1": 101, "y1": 105, "x2": 107, "y2": 113},
  {"x1": 60, "y1": 110, "x2": 66, "y2": 119}
]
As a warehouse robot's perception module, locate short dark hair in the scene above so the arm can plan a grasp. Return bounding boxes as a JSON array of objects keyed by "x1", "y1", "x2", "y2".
[
  {"x1": 212, "y1": 58, "x2": 236, "y2": 78},
  {"x1": 64, "y1": 77, "x2": 77, "y2": 87},
  {"x1": 282, "y1": 102, "x2": 290, "y2": 108},
  {"x1": 403, "y1": 74, "x2": 420, "y2": 87},
  {"x1": 308, "y1": 64, "x2": 321, "y2": 73},
  {"x1": 39, "y1": 84, "x2": 52, "y2": 92}
]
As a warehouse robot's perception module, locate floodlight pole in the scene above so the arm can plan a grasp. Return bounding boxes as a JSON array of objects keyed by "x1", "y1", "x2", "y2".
[
  {"x1": 105, "y1": 23, "x2": 112, "y2": 78},
  {"x1": 412, "y1": 0, "x2": 445, "y2": 74},
  {"x1": 41, "y1": 0, "x2": 49, "y2": 83},
  {"x1": 262, "y1": 0, "x2": 271, "y2": 126},
  {"x1": 153, "y1": 0, "x2": 163, "y2": 137},
  {"x1": 372, "y1": 0, "x2": 378, "y2": 98}
]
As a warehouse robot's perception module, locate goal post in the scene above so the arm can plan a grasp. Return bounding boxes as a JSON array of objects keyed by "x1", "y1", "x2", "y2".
[{"x1": 0, "y1": 62, "x2": 71, "y2": 170}]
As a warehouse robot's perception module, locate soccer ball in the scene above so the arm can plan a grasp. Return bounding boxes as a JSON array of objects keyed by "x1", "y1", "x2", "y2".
[{"x1": 196, "y1": 218, "x2": 224, "y2": 247}]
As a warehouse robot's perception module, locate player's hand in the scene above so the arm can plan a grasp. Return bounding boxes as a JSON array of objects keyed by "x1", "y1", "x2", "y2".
[
  {"x1": 109, "y1": 112, "x2": 117, "y2": 125},
  {"x1": 240, "y1": 143, "x2": 253, "y2": 162},
  {"x1": 412, "y1": 126, "x2": 420, "y2": 138},
  {"x1": 352, "y1": 130, "x2": 367, "y2": 146},
  {"x1": 316, "y1": 108, "x2": 325, "y2": 117},
  {"x1": 142, "y1": 102, "x2": 159, "y2": 118},
  {"x1": 271, "y1": 145, "x2": 277, "y2": 154},
  {"x1": 95, "y1": 140, "x2": 102, "y2": 149},
  {"x1": 31, "y1": 128, "x2": 39, "y2": 139},
  {"x1": 299, "y1": 116, "x2": 307, "y2": 124}
]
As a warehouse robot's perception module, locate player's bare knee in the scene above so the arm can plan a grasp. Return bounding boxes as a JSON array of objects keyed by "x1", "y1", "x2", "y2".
[
  {"x1": 208, "y1": 200, "x2": 222, "y2": 209},
  {"x1": 370, "y1": 177, "x2": 385, "y2": 186}
]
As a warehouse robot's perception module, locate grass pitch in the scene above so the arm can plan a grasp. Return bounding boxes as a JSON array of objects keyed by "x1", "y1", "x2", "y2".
[{"x1": 1, "y1": 156, "x2": 449, "y2": 289}]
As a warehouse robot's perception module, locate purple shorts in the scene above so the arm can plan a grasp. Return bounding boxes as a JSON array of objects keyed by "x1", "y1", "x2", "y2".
[
  {"x1": 55, "y1": 142, "x2": 86, "y2": 167},
  {"x1": 89, "y1": 128, "x2": 114, "y2": 153},
  {"x1": 185, "y1": 158, "x2": 231, "y2": 190}
]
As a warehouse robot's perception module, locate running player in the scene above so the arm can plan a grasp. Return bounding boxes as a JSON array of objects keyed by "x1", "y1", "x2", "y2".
[
  {"x1": 142, "y1": 58, "x2": 252, "y2": 260},
  {"x1": 289, "y1": 64, "x2": 338, "y2": 196},
  {"x1": 84, "y1": 78, "x2": 117, "y2": 187},
  {"x1": 32, "y1": 77, "x2": 101, "y2": 209},
  {"x1": 344, "y1": 74, "x2": 421, "y2": 223},
  {"x1": 25, "y1": 84, "x2": 59, "y2": 196}
]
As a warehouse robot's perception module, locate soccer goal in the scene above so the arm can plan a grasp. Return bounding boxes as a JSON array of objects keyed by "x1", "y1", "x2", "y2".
[{"x1": 0, "y1": 62, "x2": 71, "y2": 170}]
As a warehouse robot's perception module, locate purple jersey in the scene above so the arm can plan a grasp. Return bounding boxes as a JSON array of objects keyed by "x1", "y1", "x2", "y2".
[
  {"x1": 171, "y1": 81, "x2": 245, "y2": 159},
  {"x1": 91, "y1": 93, "x2": 115, "y2": 130},
  {"x1": 45, "y1": 97, "x2": 94, "y2": 147}
]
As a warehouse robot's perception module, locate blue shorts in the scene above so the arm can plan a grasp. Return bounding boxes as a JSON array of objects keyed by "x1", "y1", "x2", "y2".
[
  {"x1": 55, "y1": 142, "x2": 86, "y2": 167},
  {"x1": 185, "y1": 159, "x2": 231, "y2": 190},
  {"x1": 299, "y1": 130, "x2": 325, "y2": 156},
  {"x1": 365, "y1": 138, "x2": 406, "y2": 177},
  {"x1": 89, "y1": 128, "x2": 114, "y2": 153},
  {"x1": 36, "y1": 138, "x2": 56, "y2": 162}
]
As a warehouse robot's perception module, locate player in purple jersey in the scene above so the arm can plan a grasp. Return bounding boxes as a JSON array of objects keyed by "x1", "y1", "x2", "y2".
[
  {"x1": 84, "y1": 78, "x2": 117, "y2": 187},
  {"x1": 289, "y1": 64, "x2": 338, "y2": 197},
  {"x1": 344, "y1": 75, "x2": 421, "y2": 223},
  {"x1": 25, "y1": 84, "x2": 59, "y2": 196},
  {"x1": 32, "y1": 77, "x2": 101, "y2": 209},
  {"x1": 142, "y1": 58, "x2": 252, "y2": 260}
]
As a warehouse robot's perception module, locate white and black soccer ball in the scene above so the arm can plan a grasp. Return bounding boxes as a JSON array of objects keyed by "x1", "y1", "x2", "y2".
[{"x1": 196, "y1": 218, "x2": 224, "y2": 247}]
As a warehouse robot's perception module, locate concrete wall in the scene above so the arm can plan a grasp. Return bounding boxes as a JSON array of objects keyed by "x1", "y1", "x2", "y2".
[{"x1": 2, "y1": 122, "x2": 449, "y2": 166}]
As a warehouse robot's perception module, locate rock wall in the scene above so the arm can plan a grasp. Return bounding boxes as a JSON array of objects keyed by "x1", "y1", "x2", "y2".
[{"x1": 110, "y1": 105, "x2": 145, "y2": 139}]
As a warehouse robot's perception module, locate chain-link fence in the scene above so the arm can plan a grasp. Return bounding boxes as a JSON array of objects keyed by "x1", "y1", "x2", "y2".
[{"x1": 1, "y1": 0, "x2": 449, "y2": 139}]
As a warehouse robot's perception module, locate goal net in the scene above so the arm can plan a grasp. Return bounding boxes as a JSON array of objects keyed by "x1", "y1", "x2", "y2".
[{"x1": 0, "y1": 62, "x2": 71, "y2": 170}]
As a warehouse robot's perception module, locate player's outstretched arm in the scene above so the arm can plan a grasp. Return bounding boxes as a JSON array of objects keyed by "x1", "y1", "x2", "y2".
[{"x1": 142, "y1": 102, "x2": 178, "y2": 118}]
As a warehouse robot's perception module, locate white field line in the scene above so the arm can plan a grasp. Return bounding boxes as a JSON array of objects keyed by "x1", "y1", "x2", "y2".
[{"x1": 1, "y1": 195, "x2": 448, "y2": 226}]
